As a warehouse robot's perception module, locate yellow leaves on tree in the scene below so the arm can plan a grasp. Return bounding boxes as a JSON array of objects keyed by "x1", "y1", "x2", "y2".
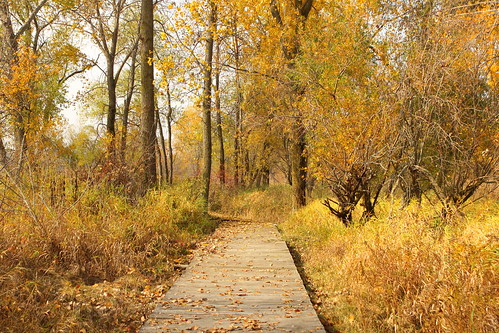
[
  {"x1": 174, "y1": 105, "x2": 204, "y2": 178},
  {"x1": 0, "y1": 46, "x2": 40, "y2": 117},
  {"x1": 0, "y1": 45, "x2": 61, "y2": 159}
]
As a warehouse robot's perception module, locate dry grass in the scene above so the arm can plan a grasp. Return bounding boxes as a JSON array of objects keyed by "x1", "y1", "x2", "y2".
[
  {"x1": 211, "y1": 184, "x2": 294, "y2": 224},
  {"x1": 0, "y1": 180, "x2": 216, "y2": 332},
  {"x1": 281, "y1": 197, "x2": 498, "y2": 332}
]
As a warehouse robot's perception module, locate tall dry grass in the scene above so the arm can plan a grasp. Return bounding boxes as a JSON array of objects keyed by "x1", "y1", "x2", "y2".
[
  {"x1": 0, "y1": 180, "x2": 215, "y2": 332},
  {"x1": 211, "y1": 184, "x2": 294, "y2": 223},
  {"x1": 282, "y1": 197, "x2": 498, "y2": 332}
]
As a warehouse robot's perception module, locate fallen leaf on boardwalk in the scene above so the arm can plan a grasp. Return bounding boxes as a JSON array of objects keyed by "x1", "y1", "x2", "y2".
[{"x1": 242, "y1": 319, "x2": 263, "y2": 330}]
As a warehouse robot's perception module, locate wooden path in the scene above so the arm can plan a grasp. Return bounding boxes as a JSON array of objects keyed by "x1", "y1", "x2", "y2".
[{"x1": 140, "y1": 221, "x2": 325, "y2": 332}]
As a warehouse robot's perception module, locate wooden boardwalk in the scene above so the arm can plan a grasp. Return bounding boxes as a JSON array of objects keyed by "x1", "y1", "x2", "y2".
[{"x1": 140, "y1": 221, "x2": 325, "y2": 332}]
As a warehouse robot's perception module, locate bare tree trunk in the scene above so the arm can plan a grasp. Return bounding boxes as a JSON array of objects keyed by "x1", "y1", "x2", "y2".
[
  {"x1": 166, "y1": 84, "x2": 174, "y2": 184},
  {"x1": 120, "y1": 46, "x2": 138, "y2": 162},
  {"x1": 155, "y1": 139, "x2": 163, "y2": 184},
  {"x1": 106, "y1": 61, "x2": 117, "y2": 155},
  {"x1": 156, "y1": 108, "x2": 169, "y2": 186},
  {"x1": 102, "y1": 5, "x2": 122, "y2": 158},
  {"x1": 201, "y1": 1, "x2": 216, "y2": 208},
  {"x1": 214, "y1": 41, "x2": 225, "y2": 184},
  {"x1": 233, "y1": 32, "x2": 243, "y2": 187},
  {"x1": 139, "y1": 0, "x2": 157, "y2": 191}
]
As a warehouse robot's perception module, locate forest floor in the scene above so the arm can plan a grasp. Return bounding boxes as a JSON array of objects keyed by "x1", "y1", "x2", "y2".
[{"x1": 139, "y1": 217, "x2": 325, "y2": 332}]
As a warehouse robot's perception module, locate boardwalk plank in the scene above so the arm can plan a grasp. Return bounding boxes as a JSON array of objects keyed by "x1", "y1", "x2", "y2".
[{"x1": 139, "y1": 222, "x2": 325, "y2": 332}]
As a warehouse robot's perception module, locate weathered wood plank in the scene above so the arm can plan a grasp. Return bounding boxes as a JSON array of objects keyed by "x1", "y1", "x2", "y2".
[{"x1": 140, "y1": 222, "x2": 325, "y2": 332}]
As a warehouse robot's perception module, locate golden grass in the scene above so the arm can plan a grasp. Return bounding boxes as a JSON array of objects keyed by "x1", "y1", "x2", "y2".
[
  {"x1": 281, "y1": 197, "x2": 498, "y2": 332},
  {"x1": 0, "y1": 181, "x2": 215, "y2": 332},
  {"x1": 211, "y1": 184, "x2": 294, "y2": 224}
]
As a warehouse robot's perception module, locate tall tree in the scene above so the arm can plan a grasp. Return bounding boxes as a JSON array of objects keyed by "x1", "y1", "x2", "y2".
[
  {"x1": 201, "y1": 0, "x2": 216, "y2": 207},
  {"x1": 231, "y1": 18, "x2": 243, "y2": 186},
  {"x1": 156, "y1": 106, "x2": 169, "y2": 185},
  {"x1": 0, "y1": 0, "x2": 49, "y2": 170},
  {"x1": 140, "y1": 0, "x2": 157, "y2": 190},
  {"x1": 214, "y1": 40, "x2": 225, "y2": 184},
  {"x1": 165, "y1": 83, "x2": 174, "y2": 184},
  {"x1": 120, "y1": 45, "x2": 138, "y2": 162},
  {"x1": 270, "y1": 0, "x2": 314, "y2": 207},
  {"x1": 76, "y1": 0, "x2": 139, "y2": 157}
]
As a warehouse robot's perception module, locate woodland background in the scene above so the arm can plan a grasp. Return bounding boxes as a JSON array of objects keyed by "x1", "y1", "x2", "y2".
[{"x1": 0, "y1": 0, "x2": 497, "y2": 332}]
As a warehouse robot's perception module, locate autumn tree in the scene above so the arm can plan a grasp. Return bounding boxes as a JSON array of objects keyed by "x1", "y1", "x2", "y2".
[
  {"x1": 214, "y1": 40, "x2": 225, "y2": 184},
  {"x1": 139, "y1": 0, "x2": 157, "y2": 191},
  {"x1": 390, "y1": 0, "x2": 498, "y2": 217},
  {"x1": 0, "y1": 0, "x2": 49, "y2": 169},
  {"x1": 74, "y1": 0, "x2": 140, "y2": 157},
  {"x1": 269, "y1": 0, "x2": 314, "y2": 207},
  {"x1": 0, "y1": 0, "x2": 85, "y2": 172}
]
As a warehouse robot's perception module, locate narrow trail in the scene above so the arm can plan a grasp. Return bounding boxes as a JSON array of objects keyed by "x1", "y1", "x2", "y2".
[{"x1": 139, "y1": 220, "x2": 325, "y2": 332}]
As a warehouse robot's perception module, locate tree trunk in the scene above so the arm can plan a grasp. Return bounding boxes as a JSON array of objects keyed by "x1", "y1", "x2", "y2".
[
  {"x1": 290, "y1": 119, "x2": 307, "y2": 207},
  {"x1": 155, "y1": 139, "x2": 163, "y2": 184},
  {"x1": 262, "y1": 167, "x2": 270, "y2": 187},
  {"x1": 201, "y1": 1, "x2": 216, "y2": 208},
  {"x1": 234, "y1": 104, "x2": 240, "y2": 186},
  {"x1": 166, "y1": 83, "x2": 174, "y2": 184},
  {"x1": 214, "y1": 41, "x2": 225, "y2": 184},
  {"x1": 106, "y1": 60, "x2": 117, "y2": 155},
  {"x1": 139, "y1": 0, "x2": 157, "y2": 191},
  {"x1": 233, "y1": 29, "x2": 243, "y2": 187},
  {"x1": 260, "y1": 141, "x2": 270, "y2": 188},
  {"x1": 156, "y1": 108, "x2": 169, "y2": 186},
  {"x1": 120, "y1": 46, "x2": 137, "y2": 162},
  {"x1": 270, "y1": 0, "x2": 313, "y2": 208},
  {"x1": 0, "y1": 0, "x2": 23, "y2": 171}
]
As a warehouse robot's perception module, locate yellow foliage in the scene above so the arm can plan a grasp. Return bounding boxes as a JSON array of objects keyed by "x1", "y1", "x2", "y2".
[{"x1": 0, "y1": 46, "x2": 41, "y2": 114}]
